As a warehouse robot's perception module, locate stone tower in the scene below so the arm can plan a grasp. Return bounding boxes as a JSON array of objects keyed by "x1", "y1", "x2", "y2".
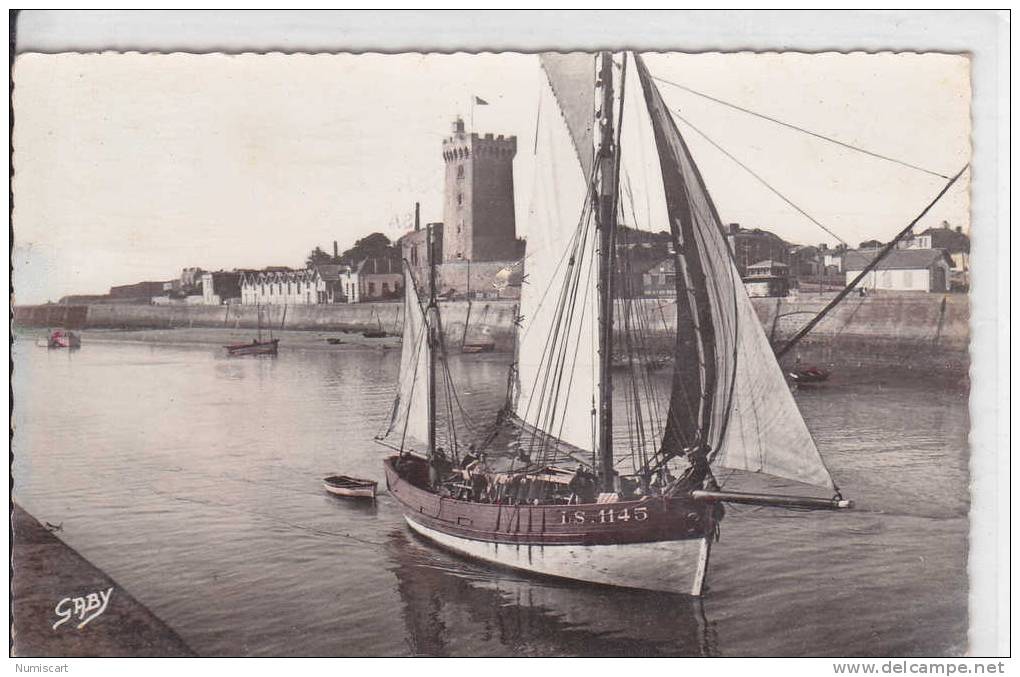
[{"x1": 441, "y1": 117, "x2": 517, "y2": 263}]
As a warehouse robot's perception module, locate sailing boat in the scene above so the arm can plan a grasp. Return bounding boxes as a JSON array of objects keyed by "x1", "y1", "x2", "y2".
[
  {"x1": 225, "y1": 304, "x2": 279, "y2": 356},
  {"x1": 379, "y1": 52, "x2": 856, "y2": 596}
]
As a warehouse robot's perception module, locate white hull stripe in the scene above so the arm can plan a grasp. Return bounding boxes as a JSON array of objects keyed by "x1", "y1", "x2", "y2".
[{"x1": 404, "y1": 516, "x2": 710, "y2": 596}]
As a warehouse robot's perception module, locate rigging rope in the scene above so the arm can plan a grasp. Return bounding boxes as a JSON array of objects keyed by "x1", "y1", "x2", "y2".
[
  {"x1": 671, "y1": 109, "x2": 848, "y2": 246},
  {"x1": 650, "y1": 74, "x2": 952, "y2": 180}
]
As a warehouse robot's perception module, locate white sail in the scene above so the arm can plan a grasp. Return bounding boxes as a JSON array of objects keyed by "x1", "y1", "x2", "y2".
[
  {"x1": 633, "y1": 55, "x2": 835, "y2": 490},
  {"x1": 513, "y1": 54, "x2": 600, "y2": 456},
  {"x1": 382, "y1": 268, "x2": 431, "y2": 449}
]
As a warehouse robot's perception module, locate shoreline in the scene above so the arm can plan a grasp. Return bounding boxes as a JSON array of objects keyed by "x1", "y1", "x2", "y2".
[
  {"x1": 12, "y1": 325, "x2": 969, "y2": 386},
  {"x1": 14, "y1": 326, "x2": 403, "y2": 352},
  {"x1": 11, "y1": 503, "x2": 196, "y2": 657}
]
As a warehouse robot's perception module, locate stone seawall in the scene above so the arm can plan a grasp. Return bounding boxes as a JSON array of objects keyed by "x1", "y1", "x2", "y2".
[{"x1": 13, "y1": 292, "x2": 969, "y2": 372}]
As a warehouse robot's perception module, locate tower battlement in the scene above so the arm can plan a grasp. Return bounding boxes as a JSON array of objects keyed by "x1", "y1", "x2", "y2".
[
  {"x1": 442, "y1": 130, "x2": 517, "y2": 162},
  {"x1": 441, "y1": 117, "x2": 518, "y2": 264}
]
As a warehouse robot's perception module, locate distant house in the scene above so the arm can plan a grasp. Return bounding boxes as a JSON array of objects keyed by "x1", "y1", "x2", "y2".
[
  {"x1": 843, "y1": 248, "x2": 953, "y2": 292},
  {"x1": 399, "y1": 223, "x2": 443, "y2": 289},
  {"x1": 357, "y1": 257, "x2": 403, "y2": 301},
  {"x1": 723, "y1": 224, "x2": 791, "y2": 277},
  {"x1": 919, "y1": 222, "x2": 970, "y2": 289},
  {"x1": 337, "y1": 266, "x2": 361, "y2": 304},
  {"x1": 823, "y1": 249, "x2": 844, "y2": 273},
  {"x1": 200, "y1": 271, "x2": 242, "y2": 305},
  {"x1": 788, "y1": 245, "x2": 821, "y2": 277},
  {"x1": 743, "y1": 260, "x2": 790, "y2": 298},
  {"x1": 313, "y1": 264, "x2": 347, "y2": 304}
]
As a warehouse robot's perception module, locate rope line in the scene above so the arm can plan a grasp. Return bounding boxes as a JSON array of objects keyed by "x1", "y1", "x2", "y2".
[
  {"x1": 671, "y1": 110, "x2": 848, "y2": 246},
  {"x1": 650, "y1": 74, "x2": 952, "y2": 180}
]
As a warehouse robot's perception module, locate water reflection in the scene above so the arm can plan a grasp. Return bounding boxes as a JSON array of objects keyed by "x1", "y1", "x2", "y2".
[{"x1": 387, "y1": 529, "x2": 718, "y2": 657}]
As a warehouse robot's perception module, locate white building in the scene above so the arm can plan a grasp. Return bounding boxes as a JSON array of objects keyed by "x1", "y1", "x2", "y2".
[
  {"x1": 337, "y1": 267, "x2": 360, "y2": 304},
  {"x1": 240, "y1": 266, "x2": 352, "y2": 306},
  {"x1": 240, "y1": 269, "x2": 318, "y2": 306},
  {"x1": 843, "y1": 248, "x2": 953, "y2": 292}
]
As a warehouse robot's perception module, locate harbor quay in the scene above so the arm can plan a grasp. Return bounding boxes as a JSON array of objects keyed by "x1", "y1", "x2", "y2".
[
  {"x1": 10, "y1": 504, "x2": 195, "y2": 657},
  {"x1": 13, "y1": 291, "x2": 969, "y2": 376}
]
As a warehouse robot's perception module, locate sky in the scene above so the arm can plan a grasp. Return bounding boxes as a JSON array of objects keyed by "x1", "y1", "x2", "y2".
[{"x1": 12, "y1": 51, "x2": 971, "y2": 304}]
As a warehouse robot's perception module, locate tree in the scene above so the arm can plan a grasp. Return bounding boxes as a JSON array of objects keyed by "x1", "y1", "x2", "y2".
[
  {"x1": 339, "y1": 233, "x2": 400, "y2": 265},
  {"x1": 306, "y1": 246, "x2": 335, "y2": 268}
]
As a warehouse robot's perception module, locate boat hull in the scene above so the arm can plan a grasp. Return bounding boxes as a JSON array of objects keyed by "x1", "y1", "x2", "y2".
[
  {"x1": 224, "y1": 339, "x2": 279, "y2": 356},
  {"x1": 323, "y1": 476, "x2": 378, "y2": 498},
  {"x1": 48, "y1": 331, "x2": 81, "y2": 349},
  {"x1": 404, "y1": 516, "x2": 710, "y2": 595},
  {"x1": 384, "y1": 455, "x2": 718, "y2": 595}
]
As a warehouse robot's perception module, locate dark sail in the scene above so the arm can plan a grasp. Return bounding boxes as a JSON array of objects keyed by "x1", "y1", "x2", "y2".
[
  {"x1": 633, "y1": 55, "x2": 834, "y2": 488},
  {"x1": 634, "y1": 55, "x2": 722, "y2": 459}
]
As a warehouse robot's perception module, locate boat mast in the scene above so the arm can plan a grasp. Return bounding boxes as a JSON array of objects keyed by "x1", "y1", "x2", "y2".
[
  {"x1": 596, "y1": 51, "x2": 618, "y2": 493},
  {"x1": 426, "y1": 219, "x2": 437, "y2": 458}
]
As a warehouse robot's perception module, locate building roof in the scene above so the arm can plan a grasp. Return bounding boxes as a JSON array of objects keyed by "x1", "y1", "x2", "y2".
[
  {"x1": 843, "y1": 248, "x2": 953, "y2": 272},
  {"x1": 313, "y1": 264, "x2": 346, "y2": 282},
  {"x1": 919, "y1": 225, "x2": 970, "y2": 254}
]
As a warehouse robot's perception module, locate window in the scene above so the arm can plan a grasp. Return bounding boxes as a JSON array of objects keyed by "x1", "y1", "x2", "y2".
[
  {"x1": 382, "y1": 282, "x2": 390, "y2": 294},
  {"x1": 457, "y1": 193, "x2": 463, "y2": 206},
  {"x1": 369, "y1": 282, "x2": 376, "y2": 295},
  {"x1": 457, "y1": 165, "x2": 464, "y2": 179}
]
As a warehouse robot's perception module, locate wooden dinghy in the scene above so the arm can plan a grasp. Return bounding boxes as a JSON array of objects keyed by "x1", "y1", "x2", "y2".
[
  {"x1": 224, "y1": 338, "x2": 279, "y2": 357},
  {"x1": 323, "y1": 475, "x2": 378, "y2": 499}
]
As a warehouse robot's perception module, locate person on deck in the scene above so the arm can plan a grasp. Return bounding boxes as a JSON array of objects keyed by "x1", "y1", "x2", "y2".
[{"x1": 429, "y1": 447, "x2": 452, "y2": 489}]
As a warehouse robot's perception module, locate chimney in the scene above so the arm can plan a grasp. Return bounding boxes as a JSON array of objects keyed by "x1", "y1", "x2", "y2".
[
  {"x1": 333, "y1": 241, "x2": 339, "y2": 258},
  {"x1": 415, "y1": 202, "x2": 420, "y2": 231},
  {"x1": 955, "y1": 226, "x2": 962, "y2": 234}
]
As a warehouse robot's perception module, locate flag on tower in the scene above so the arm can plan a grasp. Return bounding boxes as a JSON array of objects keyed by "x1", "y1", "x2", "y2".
[{"x1": 474, "y1": 96, "x2": 489, "y2": 105}]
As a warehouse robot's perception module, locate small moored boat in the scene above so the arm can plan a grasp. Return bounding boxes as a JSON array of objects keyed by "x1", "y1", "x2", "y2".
[
  {"x1": 48, "y1": 330, "x2": 81, "y2": 349},
  {"x1": 225, "y1": 338, "x2": 279, "y2": 357},
  {"x1": 461, "y1": 341, "x2": 495, "y2": 354},
  {"x1": 225, "y1": 305, "x2": 279, "y2": 356},
  {"x1": 789, "y1": 366, "x2": 830, "y2": 384},
  {"x1": 323, "y1": 475, "x2": 378, "y2": 499}
]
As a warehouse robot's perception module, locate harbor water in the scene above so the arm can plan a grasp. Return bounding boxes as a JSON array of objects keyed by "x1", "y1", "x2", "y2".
[{"x1": 12, "y1": 335, "x2": 969, "y2": 656}]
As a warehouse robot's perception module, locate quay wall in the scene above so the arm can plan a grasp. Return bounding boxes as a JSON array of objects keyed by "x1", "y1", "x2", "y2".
[{"x1": 13, "y1": 292, "x2": 969, "y2": 370}]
